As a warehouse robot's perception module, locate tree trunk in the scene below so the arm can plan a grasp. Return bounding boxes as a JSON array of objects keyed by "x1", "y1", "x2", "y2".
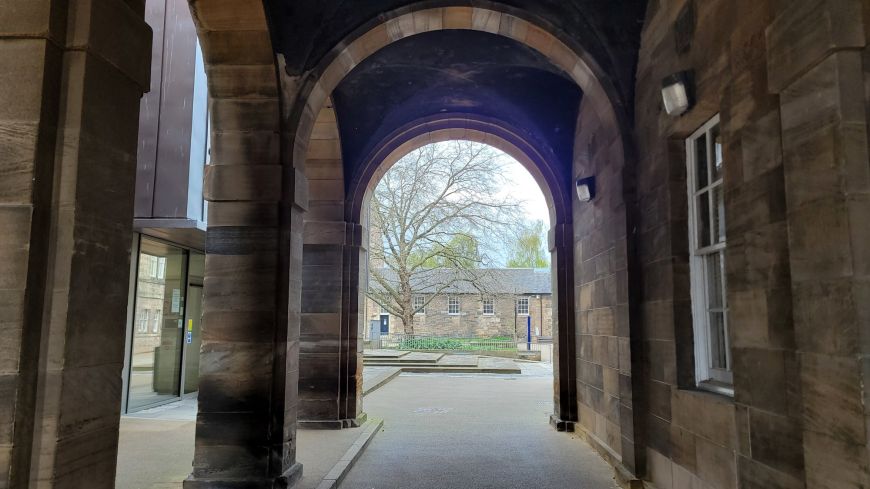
[{"x1": 401, "y1": 314, "x2": 415, "y2": 335}]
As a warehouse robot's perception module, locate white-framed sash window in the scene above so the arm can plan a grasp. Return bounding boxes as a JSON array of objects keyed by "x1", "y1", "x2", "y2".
[
  {"x1": 482, "y1": 298, "x2": 494, "y2": 315},
  {"x1": 516, "y1": 297, "x2": 529, "y2": 316},
  {"x1": 448, "y1": 296, "x2": 460, "y2": 315},
  {"x1": 686, "y1": 114, "x2": 732, "y2": 393}
]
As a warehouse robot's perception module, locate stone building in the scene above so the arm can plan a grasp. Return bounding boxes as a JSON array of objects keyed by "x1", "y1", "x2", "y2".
[
  {"x1": 4, "y1": 1, "x2": 870, "y2": 489},
  {"x1": 366, "y1": 268, "x2": 554, "y2": 338}
]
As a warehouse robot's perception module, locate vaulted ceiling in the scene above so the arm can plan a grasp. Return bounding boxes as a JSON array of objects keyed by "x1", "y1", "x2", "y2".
[
  {"x1": 331, "y1": 30, "x2": 582, "y2": 179},
  {"x1": 260, "y1": 0, "x2": 647, "y2": 189}
]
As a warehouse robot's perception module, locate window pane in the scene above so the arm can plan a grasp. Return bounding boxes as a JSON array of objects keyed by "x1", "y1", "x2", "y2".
[
  {"x1": 712, "y1": 124, "x2": 723, "y2": 181},
  {"x1": 517, "y1": 298, "x2": 529, "y2": 315},
  {"x1": 697, "y1": 192, "x2": 711, "y2": 247},
  {"x1": 708, "y1": 311, "x2": 728, "y2": 369},
  {"x1": 706, "y1": 253, "x2": 723, "y2": 309},
  {"x1": 695, "y1": 133, "x2": 708, "y2": 189},
  {"x1": 712, "y1": 185, "x2": 725, "y2": 244}
]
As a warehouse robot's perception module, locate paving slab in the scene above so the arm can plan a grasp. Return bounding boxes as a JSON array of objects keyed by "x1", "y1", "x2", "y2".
[
  {"x1": 341, "y1": 371, "x2": 619, "y2": 489},
  {"x1": 364, "y1": 353, "x2": 521, "y2": 373},
  {"x1": 363, "y1": 350, "x2": 410, "y2": 358},
  {"x1": 363, "y1": 367, "x2": 402, "y2": 395},
  {"x1": 436, "y1": 355, "x2": 480, "y2": 367},
  {"x1": 115, "y1": 398, "x2": 377, "y2": 489}
]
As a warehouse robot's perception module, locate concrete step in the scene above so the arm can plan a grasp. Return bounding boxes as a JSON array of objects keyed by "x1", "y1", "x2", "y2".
[
  {"x1": 400, "y1": 366, "x2": 522, "y2": 374},
  {"x1": 362, "y1": 350, "x2": 410, "y2": 359},
  {"x1": 363, "y1": 360, "x2": 454, "y2": 367},
  {"x1": 363, "y1": 352, "x2": 444, "y2": 364}
]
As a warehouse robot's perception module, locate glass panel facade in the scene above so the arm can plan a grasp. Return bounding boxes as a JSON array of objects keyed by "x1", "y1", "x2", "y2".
[
  {"x1": 128, "y1": 238, "x2": 187, "y2": 411},
  {"x1": 126, "y1": 238, "x2": 204, "y2": 411}
]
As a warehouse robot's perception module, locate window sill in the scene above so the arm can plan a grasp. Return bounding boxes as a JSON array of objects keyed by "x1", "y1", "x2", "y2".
[{"x1": 696, "y1": 380, "x2": 734, "y2": 398}]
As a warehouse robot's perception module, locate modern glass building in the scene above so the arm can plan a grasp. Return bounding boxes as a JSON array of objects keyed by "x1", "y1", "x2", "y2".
[{"x1": 120, "y1": 0, "x2": 209, "y2": 413}]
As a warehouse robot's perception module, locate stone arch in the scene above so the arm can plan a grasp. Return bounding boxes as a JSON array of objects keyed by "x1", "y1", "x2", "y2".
[
  {"x1": 288, "y1": 6, "x2": 632, "y2": 177},
  {"x1": 185, "y1": 2, "x2": 641, "y2": 485},
  {"x1": 348, "y1": 116, "x2": 572, "y2": 400},
  {"x1": 350, "y1": 114, "x2": 562, "y2": 227},
  {"x1": 282, "y1": 5, "x2": 640, "y2": 470}
]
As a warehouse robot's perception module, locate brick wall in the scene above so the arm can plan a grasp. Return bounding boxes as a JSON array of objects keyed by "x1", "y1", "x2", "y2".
[{"x1": 365, "y1": 294, "x2": 553, "y2": 338}]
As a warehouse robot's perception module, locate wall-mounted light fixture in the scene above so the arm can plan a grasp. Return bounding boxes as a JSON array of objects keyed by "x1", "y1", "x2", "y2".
[
  {"x1": 661, "y1": 71, "x2": 694, "y2": 117},
  {"x1": 575, "y1": 176, "x2": 596, "y2": 203}
]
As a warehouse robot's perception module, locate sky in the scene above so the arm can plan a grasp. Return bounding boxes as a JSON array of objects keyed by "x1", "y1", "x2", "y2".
[
  {"x1": 495, "y1": 151, "x2": 551, "y2": 227},
  {"x1": 376, "y1": 141, "x2": 551, "y2": 267}
]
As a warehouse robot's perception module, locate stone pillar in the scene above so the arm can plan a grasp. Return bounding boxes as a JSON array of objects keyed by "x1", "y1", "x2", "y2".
[
  {"x1": 188, "y1": 128, "x2": 302, "y2": 487},
  {"x1": 570, "y1": 96, "x2": 640, "y2": 479},
  {"x1": 184, "y1": 1, "x2": 301, "y2": 482},
  {"x1": 549, "y1": 221, "x2": 578, "y2": 431},
  {"x1": 339, "y1": 223, "x2": 366, "y2": 425},
  {"x1": 0, "y1": 0, "x2": 150, "y2": 487},
  {"x1": 767, "y1": 1, "x2": 870, "y2": 487},
  {"x1": 300, "y1": 221, "x2": 345, "y2": 428},
  {"x1": 299, "y1": 220, "x2": 365, "y2": 428}
]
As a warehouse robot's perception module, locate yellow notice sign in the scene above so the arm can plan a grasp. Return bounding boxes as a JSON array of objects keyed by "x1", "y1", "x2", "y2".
[{"x1": 188, "y1": 319, "x2": 193, "y2": 331}]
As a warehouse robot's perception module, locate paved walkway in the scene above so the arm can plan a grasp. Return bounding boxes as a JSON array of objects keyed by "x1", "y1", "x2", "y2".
[
  {"x1": 341, "y1": 363, "x2": 618, "y2": 489},
  {"x1": 115, "y1": 398, "x2": 365, "y2": 489}
]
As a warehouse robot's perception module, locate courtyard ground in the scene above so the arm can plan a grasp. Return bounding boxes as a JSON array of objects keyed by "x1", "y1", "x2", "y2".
[
  {"x1": 341, "y1": 363, "x2": 618, "y2": 489},
  {"x1": 116, "y1": 363, "x2": 616, "y2": 489}
]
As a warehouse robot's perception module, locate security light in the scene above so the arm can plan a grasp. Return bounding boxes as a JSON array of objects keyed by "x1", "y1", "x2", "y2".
[
  {"x1": 661, "y1": 71, "x2": 693, "y2": 116},
  {"x1": 575, "y1": 176, "x2": 596, "y2": 203}
]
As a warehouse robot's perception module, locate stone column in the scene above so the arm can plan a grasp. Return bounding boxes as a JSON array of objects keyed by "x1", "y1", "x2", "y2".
[
  {"x1": 767, "y1": 1, "x2": 870, "y2": 487},
  {"x1": 0, "y1": 0, "x2": 150, "y2": 487},
  {"x1": 339, "y1": 222, "x2": 366, "y2": 425},
  {"x1": 300, "y1": 221, "x2": 345, "y2": 428},
  {"x1": 299, "y1": 220, "x2": 365, "y2": 428},
  {"x1": 187, "y1": 124, "x2": 302, "y2": 487},
  {"x1": 549, "y1": 221, "x2": 578, "y2": 431}
]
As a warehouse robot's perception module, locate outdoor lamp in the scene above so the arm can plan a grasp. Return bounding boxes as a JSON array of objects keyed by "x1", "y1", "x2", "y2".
[
  {"x1": 661, "y1": 71, "x2": 693, "y2": 116},
  {"x1": 575, "y1": 176, "x2": 596, "y2": 203}
]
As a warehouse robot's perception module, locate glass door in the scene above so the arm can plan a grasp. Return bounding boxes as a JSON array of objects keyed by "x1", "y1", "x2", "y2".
[{"x1": 127, "y1": 238, "x2": 187, "y2": 411}]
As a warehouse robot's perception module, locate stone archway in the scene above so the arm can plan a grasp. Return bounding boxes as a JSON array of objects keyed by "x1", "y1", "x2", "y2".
[
  {"x1": 278, "y1": 5, "x2": 641, "y2": 476},
  {"x1": 345, "y1": 118, "x2": 572, "y2": 423},
  {"x1": 185, "y1": 3, "x2": 642, "y2": 486}
]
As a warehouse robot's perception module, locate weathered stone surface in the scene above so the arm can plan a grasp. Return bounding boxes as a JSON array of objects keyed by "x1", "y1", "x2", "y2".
[{"x1": 766, "y1": 0, "x2": 865, "y2": 93}]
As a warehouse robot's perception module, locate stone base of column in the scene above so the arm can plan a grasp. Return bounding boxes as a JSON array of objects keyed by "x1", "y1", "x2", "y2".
[
  {"x1": 183, "y1": 463, "x2": 303, "y2": 489},
  {"x1": 549, "y1": 414, "x2": 576, "y2": 432},
  {"x1": 299, "y1": 413, "x2": 368, "y2": 430}
]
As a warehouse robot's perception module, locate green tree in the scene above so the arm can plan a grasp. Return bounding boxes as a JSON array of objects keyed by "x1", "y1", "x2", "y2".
[{"x1": 506, "y1": 220, "x2": 549, "y2": 268}]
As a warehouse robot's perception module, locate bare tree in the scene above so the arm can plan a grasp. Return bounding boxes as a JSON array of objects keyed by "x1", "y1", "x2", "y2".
[{"x1": 367, "y1": 141, "x2": 522, "y2": 334}]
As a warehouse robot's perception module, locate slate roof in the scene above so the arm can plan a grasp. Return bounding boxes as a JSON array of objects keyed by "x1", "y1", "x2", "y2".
[{"x1": 369, "y1": 268, "x2": 552, "y2": 295}]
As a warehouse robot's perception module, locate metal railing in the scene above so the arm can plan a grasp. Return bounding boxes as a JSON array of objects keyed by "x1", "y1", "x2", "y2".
[{"x1": 366, "y1": 333, "x2": 553, "y2": 362}]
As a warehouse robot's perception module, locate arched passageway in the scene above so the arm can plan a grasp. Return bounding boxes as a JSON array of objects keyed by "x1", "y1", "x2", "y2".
[
  {"x1": 7, "y1": 1, "x2": 870, "y2": 489},
  {"x1": 187, "y1": 3, "x2": 641, "y2": 487}
]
